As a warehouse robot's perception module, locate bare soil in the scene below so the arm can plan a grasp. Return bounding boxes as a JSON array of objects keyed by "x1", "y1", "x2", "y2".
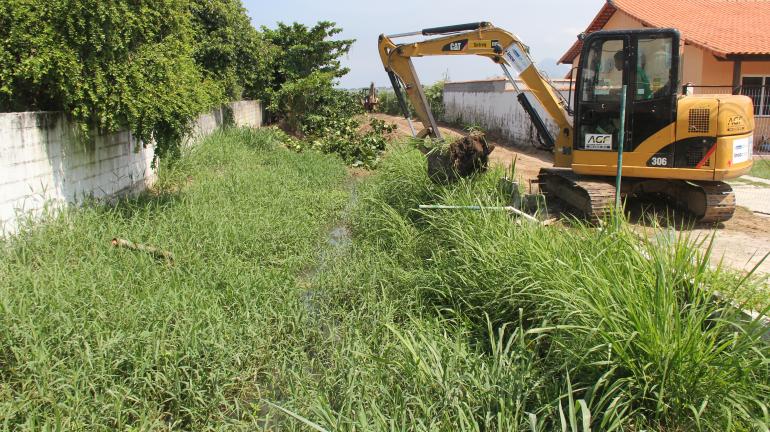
[{"x1": 374, "y1": 113, "x2": 770, "y2": 276}]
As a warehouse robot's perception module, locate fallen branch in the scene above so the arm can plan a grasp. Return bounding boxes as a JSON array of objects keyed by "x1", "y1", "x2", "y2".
[{"x1": 111, "y1": 238, "x2": 175, "y2": 264}]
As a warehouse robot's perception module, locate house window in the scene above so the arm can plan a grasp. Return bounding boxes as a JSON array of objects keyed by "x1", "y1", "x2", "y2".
[{"x1": 741, "y1": 76, "x2": 770, "y2": 117}]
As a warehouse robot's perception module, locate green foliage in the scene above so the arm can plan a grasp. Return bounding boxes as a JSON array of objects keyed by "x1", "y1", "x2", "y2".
[
  {"x1": 259, "y1": 20, "x2": 355, "y2": 130},
  {"x1": 189, "y1": 0, "x2": 277, "y2": 101},
  {"x1": 299, "y1": 146, "x2": 769, "y2": 431},
  {"x1": 376, "y1": 80, "x2": 445, "y2": 121},
  {"x1": 425, "y1": 80, "x2": 446, "y2": 121},
  {"x1": 0, "y1": 0, "x2": 226, "y2": 160},
  {"x1": 377, "y1": 89, "x2": 410, "y2": 116},
  {"x1": 2, "y1": 133, "x2": 769, "y2": 430},
  {"x1": 258, "y1": 20, "x2": 381, "y2": 167},
  {"x1": 268, "y1": 70, "x2": 360, "y2": 133},
  {"x1": 750, "y1": 157, "x2": 770, "y2": 179},
  {"x1": 286, "y1": 116, "x2": 397, "y2": 169},
  {"x1": 261, "y1": 21, "x2": 353, "y2": 94},
  {"x1": 0, "y1": 128, "x2": 349, "y2": 429}
]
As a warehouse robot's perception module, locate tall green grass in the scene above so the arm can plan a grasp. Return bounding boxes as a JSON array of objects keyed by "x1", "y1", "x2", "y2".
[
  {"x1": 0, "y1": 128, "x2": 349, "y2": 430},
  {"x1": 284, "y1": 145, "x2": 770, "y2": 431},
  {"x1": 2, "y1": 134, "x2": 768, "y2": 431}
]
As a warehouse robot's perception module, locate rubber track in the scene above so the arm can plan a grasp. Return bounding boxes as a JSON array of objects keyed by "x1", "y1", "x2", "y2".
[
  {"x1": 692, "y1": 181, "x2": 736, "y2": 223},
  {"x1": 538, "y1": 168, "x2": 616, "y2": 224}
]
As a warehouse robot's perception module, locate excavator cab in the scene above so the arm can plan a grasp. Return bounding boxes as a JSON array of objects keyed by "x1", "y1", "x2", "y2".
[{"x1": 575, "y1": 29, "x2": 679, "y2": 155}]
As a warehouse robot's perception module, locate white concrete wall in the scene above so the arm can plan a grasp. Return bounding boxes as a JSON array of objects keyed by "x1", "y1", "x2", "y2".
[
  {"x1": 444, "y1": 79, "x2": 570, "y2": 148},
  {"x1": 0, "y1": 100, "x2": 262, "y2": 235}
]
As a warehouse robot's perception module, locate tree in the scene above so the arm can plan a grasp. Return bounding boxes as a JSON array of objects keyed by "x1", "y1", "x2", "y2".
[
  {"x1": 259, "y1": 21, "x2": 354, "y2": 123},
  {"x1": 189, "y1": 0, "x2": 276, "y2": 101},
  {"x1": 0, "y1": 0, "x2": 224, "y2": 159},
  {"x1": 261, "y1": 21, "x2": 353, "y2": 94}
]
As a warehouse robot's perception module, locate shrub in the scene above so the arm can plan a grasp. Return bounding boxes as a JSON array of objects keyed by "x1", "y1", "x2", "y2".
[
  {"x1": 260, "y1": 21, "x2": 354, "y2": 121},
  {"x1": 190, "y1": 0, "x2": 277, "y2": 101},
  {"x1": 377, "y1": 89, "x2": 410, "y2": 116},
  {"x1": 0, "y1": 0, "x2": 226, "y2": 160},
  {"x1": 286, "y1": 116, "x2": 396, "y2": 169}
]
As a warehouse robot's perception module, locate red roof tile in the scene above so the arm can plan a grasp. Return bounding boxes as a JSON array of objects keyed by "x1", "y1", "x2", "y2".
[{"x1": 559, "y1": 0, "x2": 770, "y2": 64}]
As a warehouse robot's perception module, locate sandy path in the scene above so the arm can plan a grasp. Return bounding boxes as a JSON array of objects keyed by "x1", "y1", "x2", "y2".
[{"x1": 373, "y1": 114, "x2": 770, "y2": 276}]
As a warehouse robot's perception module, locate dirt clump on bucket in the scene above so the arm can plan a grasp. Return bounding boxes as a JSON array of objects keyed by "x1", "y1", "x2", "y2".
[{"x1": 426, "y1": 131, "x2": 495, "y2": 184}]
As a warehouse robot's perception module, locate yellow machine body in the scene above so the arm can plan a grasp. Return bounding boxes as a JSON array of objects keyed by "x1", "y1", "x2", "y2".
[
  {"x1": 571, "y1": 95, "x2": 755, "y2": 180},
  {"x1": 378, "y1": 22, "x2": 755, "y2": 222}
]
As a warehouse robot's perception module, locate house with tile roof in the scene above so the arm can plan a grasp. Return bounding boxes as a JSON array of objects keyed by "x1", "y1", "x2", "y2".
[{"x1": 559, "y1": 0, "x2": 770, "y2": 146}]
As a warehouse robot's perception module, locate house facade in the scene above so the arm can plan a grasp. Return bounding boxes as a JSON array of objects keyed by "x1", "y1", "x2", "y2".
[{"x1": 559, "y1": 0, "x2": 770, "y2": 146}]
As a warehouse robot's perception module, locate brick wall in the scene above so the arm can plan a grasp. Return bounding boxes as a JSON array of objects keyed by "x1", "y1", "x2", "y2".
[{"x1": 0, "y1": 100, "x2": 262, "y2": 235}]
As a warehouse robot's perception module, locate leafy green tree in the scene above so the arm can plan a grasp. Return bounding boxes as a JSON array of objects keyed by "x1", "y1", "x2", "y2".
[
  {"x1": 261, "y1": 21, "x2": 354, "y2": 96},
  {"x1": 189, "y1": 0, "x2": 276, "y2": 101}
]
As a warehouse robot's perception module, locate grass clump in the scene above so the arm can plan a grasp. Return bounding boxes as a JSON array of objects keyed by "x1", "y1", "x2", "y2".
[{"x1": 750, "y1": 157, "x2": 770, "y2": 180}]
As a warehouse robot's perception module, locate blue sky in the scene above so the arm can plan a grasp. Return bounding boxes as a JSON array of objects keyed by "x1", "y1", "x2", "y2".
[{"x1": 242, "y1": 0, "x2": 605, "y2": 88}]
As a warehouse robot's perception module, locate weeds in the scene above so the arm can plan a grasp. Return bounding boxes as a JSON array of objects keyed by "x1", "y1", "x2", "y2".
[
  {"x1": 292, "y1": 144, "x2": 770, "y2": 431},
  {"x1": 1, "y1": 136, "x2": 768, "y2": 431},
  {"x1": 0, "y1": 128, "x2": 348, "y2": 429}
]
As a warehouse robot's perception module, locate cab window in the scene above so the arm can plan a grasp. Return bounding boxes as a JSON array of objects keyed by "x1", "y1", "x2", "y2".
[
  {"x1": 581, "y1": 39, "x2": 625, "y2": 102},
  {"x1": 635, "y1": 37, "x2": 673, "y2": 100}
]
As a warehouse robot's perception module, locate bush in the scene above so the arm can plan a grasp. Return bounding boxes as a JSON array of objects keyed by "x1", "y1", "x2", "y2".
[
  {"x1": 377, "y1": 89, "x2": 409, "y2": 116},
  {"x1": 268, "y1": 71, "x2": 360, "y2": 134},
  {"x1": 0, "y1": 0, "x2": 228, "y2": 160},
  {"x1": 260, "y1": 21, "x2": 353, "y2": 120},
  {"x1": 286, "y1": 116, "x2": 396, "y2": 169},
  {"x1": 425, "y1": 80, "x2": 446, "y2": 121},
  {"x1": 190, "y1": 0, "x2": 277, "y2": 101}
]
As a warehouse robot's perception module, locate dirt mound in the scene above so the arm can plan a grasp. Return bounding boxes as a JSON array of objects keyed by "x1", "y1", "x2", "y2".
[{"x1": 427, "y1": 131, "x2": 495, "y2": 183}]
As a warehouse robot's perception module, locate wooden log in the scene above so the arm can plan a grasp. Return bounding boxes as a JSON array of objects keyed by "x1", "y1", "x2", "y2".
[{"x1": 111, "y1": 238, "x2": 175, "y2": 264}]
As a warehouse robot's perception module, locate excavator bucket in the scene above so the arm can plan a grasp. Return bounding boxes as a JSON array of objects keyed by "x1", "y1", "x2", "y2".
[{"x1": 426, "y1": 131, "x2": 495, "y2": 184}]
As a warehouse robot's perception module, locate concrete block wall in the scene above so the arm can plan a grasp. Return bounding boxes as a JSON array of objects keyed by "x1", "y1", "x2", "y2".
[
  {"x1": 443, "y1": 78, "x2": 570, "y2": 148},
  {"x1": 1, "y1": 100, "x2": 262, "y2": 235}
]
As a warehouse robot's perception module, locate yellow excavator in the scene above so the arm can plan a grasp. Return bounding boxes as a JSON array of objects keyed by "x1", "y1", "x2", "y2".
[{"x1": 378, "y1": 22, "x2": 755, "y2": 222}]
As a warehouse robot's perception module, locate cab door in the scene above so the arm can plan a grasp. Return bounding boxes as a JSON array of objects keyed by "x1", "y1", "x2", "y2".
[
  {"x1": 628, "y1": 30, "x2": 680, "y2": 164},
  {"x1": 574, "y1": 35, "x2": 630, "y2": 153}
]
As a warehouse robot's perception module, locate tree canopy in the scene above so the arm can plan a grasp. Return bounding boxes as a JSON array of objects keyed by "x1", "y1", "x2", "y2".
[{"x1": 0, "y1": 1, "x2": 353, "y2": 159}]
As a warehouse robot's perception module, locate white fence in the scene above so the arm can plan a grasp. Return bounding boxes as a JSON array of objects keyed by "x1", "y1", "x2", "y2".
[
  {"x1": 443, "y1": 78, "x2": 571, "y2": 148},
  {"x1": 0, "y1": 101, "x2": 262, "y2": 235}
]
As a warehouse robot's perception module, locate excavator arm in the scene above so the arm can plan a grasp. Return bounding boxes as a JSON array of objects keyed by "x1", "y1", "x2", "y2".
[{"x1": 378, "y1": 22, "x2": 574, "y2": 167}]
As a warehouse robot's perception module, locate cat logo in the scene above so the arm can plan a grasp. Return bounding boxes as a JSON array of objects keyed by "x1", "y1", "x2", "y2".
[
  {"x1": 442, "y1": 39, "x2": 468, "y2": 52},
  {"x1": 585, "y1": 134, "x2": 612, "y2": 150}
]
